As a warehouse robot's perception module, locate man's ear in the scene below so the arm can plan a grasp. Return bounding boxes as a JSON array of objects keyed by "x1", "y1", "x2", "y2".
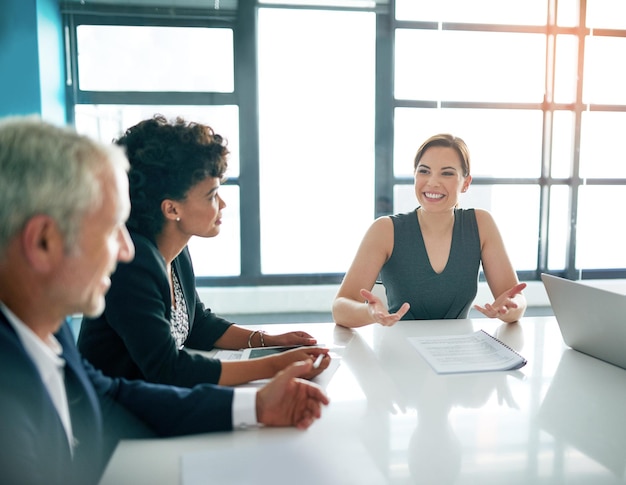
[
  {"x1": 161, "y1": 199, "x2": 180, "y2": 222},
  {"x1": 20, "y1": 215, "x2": 65, "y2": 272}
]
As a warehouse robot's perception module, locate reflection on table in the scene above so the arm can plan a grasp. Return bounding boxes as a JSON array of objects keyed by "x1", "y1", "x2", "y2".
[{"x1": 100, "y1": 317, "x2": 626, "y2": 485}]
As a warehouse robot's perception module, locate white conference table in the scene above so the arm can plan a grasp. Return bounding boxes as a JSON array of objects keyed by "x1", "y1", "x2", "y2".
[{"x1": 100, "y1": 317, "x2": 626, "y2": 485}]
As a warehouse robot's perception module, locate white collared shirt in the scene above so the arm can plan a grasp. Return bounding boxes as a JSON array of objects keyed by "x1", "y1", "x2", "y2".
[
  {"x1": 233, "y1": 387, "x2": 258, "y2": 428},
  {"x1": 1, "y1": 303, "x2": 76, "y2": 454}
]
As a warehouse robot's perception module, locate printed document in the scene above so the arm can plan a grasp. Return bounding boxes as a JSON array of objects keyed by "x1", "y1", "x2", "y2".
[{"x1": 409, "y1": 330, "x2": 527, "y2": 374}]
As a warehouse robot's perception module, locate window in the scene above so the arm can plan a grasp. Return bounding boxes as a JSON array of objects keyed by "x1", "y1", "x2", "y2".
[
  {"x1": 395, "y1": 0, "x2": 548, "y2": 25},
  {"x1": 76, "y1": 25, "x2": 234, "y2": 92},
  {"x1": 63, "y1": 0, "x2": 626, "y2": 286},
  {"x1": 257, "y1": 7, "x2": 376, "y2": 274},
  {"x1": 392, "y1": 0, "x2": 626, "y2": 280},
  {"x1": 395, "y1": 30, "x2": 546, "y2": 103},
  {"x1": 64, "y1": 10, "x2": 244, "y2": 280}
]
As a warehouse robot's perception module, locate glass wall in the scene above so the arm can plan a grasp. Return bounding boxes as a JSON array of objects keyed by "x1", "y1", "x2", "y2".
[
  {"x1": 62, "y1": 0, "x2": 626, "y2": 285},
  {"x1": 257, "y1": 8, "x2": 375, "y2": 274},
  {"x1": 393, "y1": 0, "x2": 626, "y2": 280}
]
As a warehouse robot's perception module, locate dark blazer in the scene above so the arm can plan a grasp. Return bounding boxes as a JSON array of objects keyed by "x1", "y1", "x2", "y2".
[
  {"x1": 79, "y1": 232, "x2": 232, "y2": 386},
  {"x1": 0, "y1": 312, "x2": 234, "y2": 485}
]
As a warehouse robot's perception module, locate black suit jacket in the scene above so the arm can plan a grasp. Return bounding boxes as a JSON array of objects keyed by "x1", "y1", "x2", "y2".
[
  {"x1": 0, "y1": 312, "x2": 234, "y2": 485},
  {"x1": 79, "y1": 232, "x2": 232, "y2": 386}
]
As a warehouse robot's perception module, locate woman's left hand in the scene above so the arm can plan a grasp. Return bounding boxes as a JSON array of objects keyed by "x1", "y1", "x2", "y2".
[
  {"x1": 266, "y1": 331, "x2": 317, "y2": 347},
  {"x1": 474, "y1": 282, "x2": 527, "y2": 320}
]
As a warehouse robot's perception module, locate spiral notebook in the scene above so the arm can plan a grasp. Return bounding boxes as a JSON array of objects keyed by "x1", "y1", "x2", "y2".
[{"x1": 408, "y1": 329, "x2": 527, "y2": 374}]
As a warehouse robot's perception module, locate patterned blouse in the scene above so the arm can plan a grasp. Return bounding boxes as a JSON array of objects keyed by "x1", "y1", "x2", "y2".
[{"x1": 170, "y1": 269, "x2": 190, "y2": 349}]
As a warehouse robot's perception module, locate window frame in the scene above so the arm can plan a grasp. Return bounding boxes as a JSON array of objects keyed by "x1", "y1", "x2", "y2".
[
  {"x1": 388, "y1": 0, "x2": 626, "y2": 282},
  {"x1": 62, "y1": 0, "x2": 626, "y2": 287}
]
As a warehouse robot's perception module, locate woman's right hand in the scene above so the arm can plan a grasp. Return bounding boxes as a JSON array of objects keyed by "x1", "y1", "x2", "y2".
[{"x1": 360, "y1": 288, "x2": 410, "y2": 327}]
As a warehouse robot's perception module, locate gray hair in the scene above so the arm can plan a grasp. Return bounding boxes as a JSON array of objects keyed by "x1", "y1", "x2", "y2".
[{"x1": 0, "y1": 115, "x2": 129, "y2": 256}]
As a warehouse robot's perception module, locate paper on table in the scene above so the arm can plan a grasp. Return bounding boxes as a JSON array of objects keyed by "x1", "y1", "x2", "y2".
[{"x1": 408, "y1": 329, "x2": 527, "y2": 374}]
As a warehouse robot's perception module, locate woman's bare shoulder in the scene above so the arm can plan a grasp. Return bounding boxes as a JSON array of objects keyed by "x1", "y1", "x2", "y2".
[
  {"x1": 368, "y1": 215, "x2": 394, "y2": 236},
  {"x1": 473, "y1": 208, "x2": 496, "y2": 225}
]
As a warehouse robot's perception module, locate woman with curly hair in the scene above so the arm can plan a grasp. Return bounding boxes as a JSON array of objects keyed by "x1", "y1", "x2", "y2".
[{"x1": 78, "y1": 115, "x2": 329, "y2": 387}]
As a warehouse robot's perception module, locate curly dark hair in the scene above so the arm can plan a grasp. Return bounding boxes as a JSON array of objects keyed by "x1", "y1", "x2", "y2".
[{"x1": 115, "y1": 114, "x2": 229, "y2": 239}]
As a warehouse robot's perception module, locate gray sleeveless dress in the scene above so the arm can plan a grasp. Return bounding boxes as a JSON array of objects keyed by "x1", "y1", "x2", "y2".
[{"x1": 379, "y1": 208, "x2": 481, "y2": 320}]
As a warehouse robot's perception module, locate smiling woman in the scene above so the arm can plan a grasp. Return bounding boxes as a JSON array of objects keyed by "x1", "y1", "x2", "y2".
[{"x1": 332, "y1": 133, "x2": 527, "y2": 328}]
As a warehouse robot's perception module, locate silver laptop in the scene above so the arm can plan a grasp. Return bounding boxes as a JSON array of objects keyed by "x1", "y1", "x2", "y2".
[{"x1": 541, "y1": 273, "x2": 626, "y2": 370}]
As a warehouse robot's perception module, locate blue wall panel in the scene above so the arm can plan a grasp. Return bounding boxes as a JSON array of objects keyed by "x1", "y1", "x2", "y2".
[{"x1": 0, "y1": 0, "x2": 65, "y2": 123}]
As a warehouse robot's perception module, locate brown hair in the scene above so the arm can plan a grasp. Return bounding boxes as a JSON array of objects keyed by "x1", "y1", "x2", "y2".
[{"x1": 413, "y1": 133, "x2": 471, "y2": 177}]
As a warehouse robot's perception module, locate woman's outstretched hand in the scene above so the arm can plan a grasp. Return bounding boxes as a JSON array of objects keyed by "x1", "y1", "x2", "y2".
[
  {"x1": 473, "y1": 282, "x2": 527, "y2": 321},
  {"x1": 360, "y1": 288, "x2": 410, "y2": 327}
]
